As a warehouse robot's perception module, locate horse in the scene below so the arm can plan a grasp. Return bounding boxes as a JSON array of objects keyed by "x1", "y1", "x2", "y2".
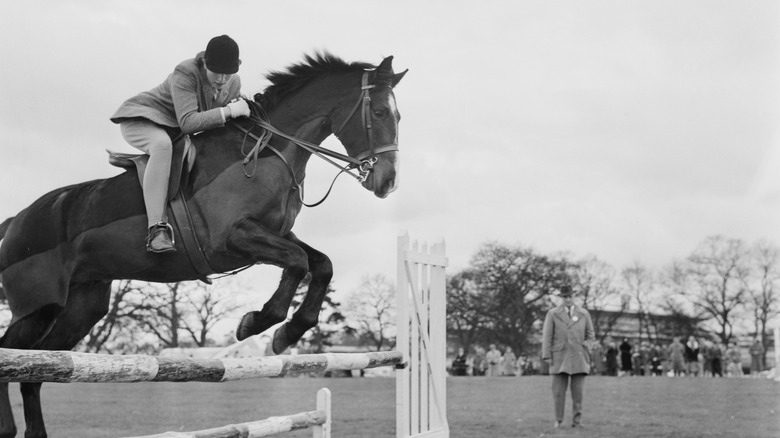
[{"x1": 0, "y1": 52, "x2": 407, "y2": 438}]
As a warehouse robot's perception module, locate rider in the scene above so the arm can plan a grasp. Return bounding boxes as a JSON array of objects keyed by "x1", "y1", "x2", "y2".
[{"x1": 110, "y1": 35, "x2": 251, "y2": 253}]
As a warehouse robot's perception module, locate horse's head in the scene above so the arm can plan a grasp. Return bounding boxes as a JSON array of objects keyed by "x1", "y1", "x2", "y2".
[{"x1": 333, "y1": 56, "x2": 407, "y2": 198}]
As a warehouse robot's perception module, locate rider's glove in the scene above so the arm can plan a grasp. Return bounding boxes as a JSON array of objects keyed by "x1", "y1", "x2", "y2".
[{"x1": 226, "y1": 99, "x2": 251, "y2": 119}]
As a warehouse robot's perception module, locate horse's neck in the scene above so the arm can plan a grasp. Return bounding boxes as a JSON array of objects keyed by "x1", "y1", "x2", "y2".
[{"x1": 191, "y1": 76, "x2": 350, "y2": 189}]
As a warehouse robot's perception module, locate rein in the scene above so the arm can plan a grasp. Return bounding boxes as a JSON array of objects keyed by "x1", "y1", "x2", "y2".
[{"x1": 233, "y1": 70, "x2": 398, "y2": 207}]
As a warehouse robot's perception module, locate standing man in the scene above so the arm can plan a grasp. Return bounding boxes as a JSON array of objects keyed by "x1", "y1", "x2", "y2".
[{"x1": 542, "y1": 285, "x2": 595, "y2": 428}]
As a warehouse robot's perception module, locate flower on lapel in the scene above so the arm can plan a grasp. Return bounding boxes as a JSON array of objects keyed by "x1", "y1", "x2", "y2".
[{"x1": 572, "y1": 316, "x2": 579, "y2": 322}]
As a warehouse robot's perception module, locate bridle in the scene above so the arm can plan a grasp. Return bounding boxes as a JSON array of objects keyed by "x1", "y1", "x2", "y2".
[
  {"x1": 234, "y1": 69, "x2": 398, "y2": 195},
  {"x1": 333, "y1": 70, "x2": 399, "y2": 167}
]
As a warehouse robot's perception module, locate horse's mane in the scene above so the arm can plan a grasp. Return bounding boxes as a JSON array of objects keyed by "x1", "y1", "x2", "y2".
[{"x1": 259, "y1": 52, "x2": 374, "y2": 110}]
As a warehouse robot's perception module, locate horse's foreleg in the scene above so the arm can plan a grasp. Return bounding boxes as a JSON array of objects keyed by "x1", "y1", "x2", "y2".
[
  {"x1": 272, "y1": 234, "x2": 332, "y2": 354},
  {"x1": 0, "y1": 383, "x2": 17, "y2": 438},
  {"x1": 20, "y1": 384, "x2": 44, "y2": 438},
  {"x1": 14, "y1": 281, "x2": 110, "y2": 438},
  {"x1": 0, "y1": 303, "x2": 63, "y2": 438},
  {"x1": 227, "y1": 220, "x2": 310, "y2": 343}
]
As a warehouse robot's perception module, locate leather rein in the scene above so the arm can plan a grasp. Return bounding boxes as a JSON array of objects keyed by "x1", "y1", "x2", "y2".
[{"x1": 233, "y1": 70, "x2": 398, "y2": 207}]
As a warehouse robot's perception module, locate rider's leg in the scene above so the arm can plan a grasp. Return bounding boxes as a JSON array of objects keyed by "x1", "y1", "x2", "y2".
[{"x1": 119, "y1": 119, "x2": 176, "y2": 252}]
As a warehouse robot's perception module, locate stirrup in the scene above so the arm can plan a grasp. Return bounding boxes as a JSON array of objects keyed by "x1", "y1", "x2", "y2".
[{"x1": 146, "y1": 222, "x2": 176, "y2": 253}]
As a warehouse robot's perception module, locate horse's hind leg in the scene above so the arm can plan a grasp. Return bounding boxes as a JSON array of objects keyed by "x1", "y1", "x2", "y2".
[
  {"x1": 272, "y1": 235, "x2": 332, "y2": 354},
  {"x1": 0, "y1": 304, "x2": 63, "y2": 438},
  {"x1": 17, "y1": 281, "x2": 111, "y2": 438}
]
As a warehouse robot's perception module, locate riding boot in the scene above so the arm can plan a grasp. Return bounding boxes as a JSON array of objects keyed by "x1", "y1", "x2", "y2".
[{"x1": 146, "y1": 223, "x2": 176, "y2": 253}]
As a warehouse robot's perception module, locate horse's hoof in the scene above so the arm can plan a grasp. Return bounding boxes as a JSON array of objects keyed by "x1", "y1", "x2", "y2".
[
  {"x1": 236, "y1": 311, "x2": 261, "y2": 341},
  {"x1": 272, "y1": 325, "x2": 290, "y2": 355}
]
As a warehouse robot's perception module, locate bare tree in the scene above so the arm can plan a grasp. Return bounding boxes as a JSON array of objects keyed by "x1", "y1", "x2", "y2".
[
  {"x1": 657, "y1": 260, "x2": 704, "y2": 338},
  {"x1": 571, "y1": 255, "x2": 624, "y2": 342},
  {"x1": 344, "y1": 274, "x2": 396, "y2": 351},
  {"x1": 748, "y1": 239, "x2": 780, "y2": 362},
  {"x1": 180, "y1": 282, "x2": 243, "y2": 347},
  {"x1": 685, "y1": 235, "x2": 750, "y2": 344},
  {"x1": 621, "y1": 261, "x2": 659, "y2": 342},
  {"x1": 80, "y1": 280, "x2": 145, "y2": 353}
]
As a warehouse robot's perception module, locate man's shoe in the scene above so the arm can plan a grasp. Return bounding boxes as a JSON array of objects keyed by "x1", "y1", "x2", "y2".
[
  {"x1": 554, "y1": 421, "x2": 562, "y2": 428},
  {"x1": 147, "y1": 223, "x2": 176, "y2": 253}
]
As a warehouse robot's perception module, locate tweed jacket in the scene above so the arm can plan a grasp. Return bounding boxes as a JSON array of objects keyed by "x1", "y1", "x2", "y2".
[
  {"x1": 111, "y1": 52, "x2": 242, "y2": 135},
  {"x1": 542, "y1": 304, "x2": 595, "y2": 375}
]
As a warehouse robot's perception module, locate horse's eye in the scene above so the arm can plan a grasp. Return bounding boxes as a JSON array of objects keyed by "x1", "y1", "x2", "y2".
[{"x1": 373, "y1": 108, "x2": 387, "y2": 118}]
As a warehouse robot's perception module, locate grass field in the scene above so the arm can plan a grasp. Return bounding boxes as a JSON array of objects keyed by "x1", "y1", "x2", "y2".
[{"x1": 5, "y1": 374, "x2": 779, "y2": 437}]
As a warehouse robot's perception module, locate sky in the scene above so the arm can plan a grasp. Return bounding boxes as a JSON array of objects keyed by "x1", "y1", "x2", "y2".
[{"x1": 1, "y1": 1, "x2": 779, "y2": 310}]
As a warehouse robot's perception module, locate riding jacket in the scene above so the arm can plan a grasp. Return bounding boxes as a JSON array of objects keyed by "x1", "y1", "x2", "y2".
[
  {"x1": 542, "y1": 304, "x2": 595, "y2": 375},
  {"x1": 111, "y1": 52, "x2": 242, "y2": 135}
]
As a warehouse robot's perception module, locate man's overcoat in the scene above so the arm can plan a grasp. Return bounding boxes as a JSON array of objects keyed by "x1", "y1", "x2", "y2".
[{"x1": 542, "y1": 304, "x2": 595, "y2": 374}]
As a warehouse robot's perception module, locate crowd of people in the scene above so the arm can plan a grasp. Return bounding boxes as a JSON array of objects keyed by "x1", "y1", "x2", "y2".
[
  {"x1": 450, "y1": 336, "x2": 768, "y2": 378},
  {"x1": 451, "y1": 344, "x2": 542, "y2": 376}
]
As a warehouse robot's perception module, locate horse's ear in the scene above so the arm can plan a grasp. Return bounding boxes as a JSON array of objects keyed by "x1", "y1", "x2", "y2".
[
  {"x1": 392, "y1": 69, "x2": 408, "y2": 88},
  {"x1": 375, "y1": 56, "x2": 396, "y2": 86}
]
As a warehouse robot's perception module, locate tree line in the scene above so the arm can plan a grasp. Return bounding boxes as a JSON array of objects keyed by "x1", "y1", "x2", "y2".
[
  {"x1": 0, "y1": 234, "x2": 775, "y2": 358},
  {"x1": 447, "y1": 235, "x2": 779, "y2": 361}
]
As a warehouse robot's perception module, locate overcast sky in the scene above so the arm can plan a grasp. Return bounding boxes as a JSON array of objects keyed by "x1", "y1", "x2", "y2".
[{"x1": 1, "y1": 1, "x2": 778, "y2": 307}]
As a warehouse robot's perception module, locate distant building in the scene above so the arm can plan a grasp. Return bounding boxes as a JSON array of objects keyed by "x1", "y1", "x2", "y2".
[{"x1": 589, "y1": 309, "x2": 704, "y2": 345}]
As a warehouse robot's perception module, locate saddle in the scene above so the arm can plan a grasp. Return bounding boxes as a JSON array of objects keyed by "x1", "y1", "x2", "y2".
[
  {"x1": 107, "y1": 136, "x2": 215, "y2": 282},
  {"x1": 107, "y1": 135, "x2": 195, "y2": 202}
]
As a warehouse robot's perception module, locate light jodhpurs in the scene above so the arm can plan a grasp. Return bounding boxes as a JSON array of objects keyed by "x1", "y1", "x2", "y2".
[
  {"x1": 551, "y1": 372, "x2": 585, "y2": 424},
  {"x1": 120, "y1": 119, "x2": 172, "y2": 228}
]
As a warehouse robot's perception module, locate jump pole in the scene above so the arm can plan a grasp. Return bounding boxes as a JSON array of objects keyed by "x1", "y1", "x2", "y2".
[
  {"x1": 0, "y1": 350, "x2": 402, "y2": 383},
  {"x1": 125, "y1": 388, "x2": 331, "y2": 438}
]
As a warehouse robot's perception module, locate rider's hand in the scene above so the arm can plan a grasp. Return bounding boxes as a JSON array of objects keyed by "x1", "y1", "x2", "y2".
[{"x1": 226, "y1": 100, "x2": 250, "y2": 119}]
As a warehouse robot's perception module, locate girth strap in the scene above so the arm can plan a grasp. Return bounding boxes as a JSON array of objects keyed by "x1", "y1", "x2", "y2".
[{"x1": 169, "y1": 189, "x2": 215, "y2": 282}]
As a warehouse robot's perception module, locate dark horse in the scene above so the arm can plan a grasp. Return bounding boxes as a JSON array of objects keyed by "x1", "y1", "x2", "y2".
[{"x1": 0, "y1": 53, "x2": 406, "y2": 437}]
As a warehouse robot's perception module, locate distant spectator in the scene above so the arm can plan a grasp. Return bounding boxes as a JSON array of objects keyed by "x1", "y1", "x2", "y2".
[
  {"x1": 605, "y1": 342, "x2": 619, "y2": 376},
  {"x1": 749, "y1": 339, "x2": 765, "y2": 377},
  {"x1": 590, "y1": 341, "x2": 606, "y2": 375},
  {"x1": 473, "y1": 346, "x2": 486, "y2": 376},
  {"x1": 726, "y1": 342, "x2": 743, "y2": 377},
  {"x1": 639, "y1": 341, "x2": 652, "y2": 376},
  {"x1": 650, "y1": 355, "x2": 662, "y2": 376},
  {"x1": 701, "y1": 339, "x2": 714, "y2": 377},
  {"x1": 503, "y1": 347, "x2": 518, "y2": 376},
  {"x1": 684, "y1": 336, "x2": 700, "y2": 377},
  {"x1": 619, "y1": 338, "x2": 633, "y2": 376},
  {"x1": 632, "y1": 352, "x2": 642, "y2": 376},
  {"x1": 651, "y1": 344, "x2": 665, "y2": 376},
  {"x1": 711, "y1": 342, "x2": 724, "y2": 377},
  {"x1": 667, "y1": 337, "x2": 685, "y2": 376},
  {"x1": 516, "y1": 355, "x2": 527, "y2": 376},
  {"x1": 451, "y1": 347, "x2": 469, "y2": 376},
  {"x1": 485, "y1": 344, "x2": 502, "y2": 376}
]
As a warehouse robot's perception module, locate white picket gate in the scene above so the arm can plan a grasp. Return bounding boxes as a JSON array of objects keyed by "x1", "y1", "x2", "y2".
[{"x1": 396, "y1": 233, "x2": 449, "y2": 438}]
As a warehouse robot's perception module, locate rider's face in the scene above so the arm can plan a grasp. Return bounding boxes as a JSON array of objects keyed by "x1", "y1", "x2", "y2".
[{"x1": 206, "y1": 69, "x2": 234, "y2": 89}]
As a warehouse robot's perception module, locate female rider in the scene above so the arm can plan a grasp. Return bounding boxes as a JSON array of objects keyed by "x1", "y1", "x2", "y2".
[{"x1": 111, "y1": 35, "x2": 251, "y2": 253}]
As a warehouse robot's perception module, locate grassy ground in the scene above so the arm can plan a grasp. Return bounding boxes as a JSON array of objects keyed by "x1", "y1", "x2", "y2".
[{"x1": 5, "y1": 374, "x2": 778, "y2": 437}]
